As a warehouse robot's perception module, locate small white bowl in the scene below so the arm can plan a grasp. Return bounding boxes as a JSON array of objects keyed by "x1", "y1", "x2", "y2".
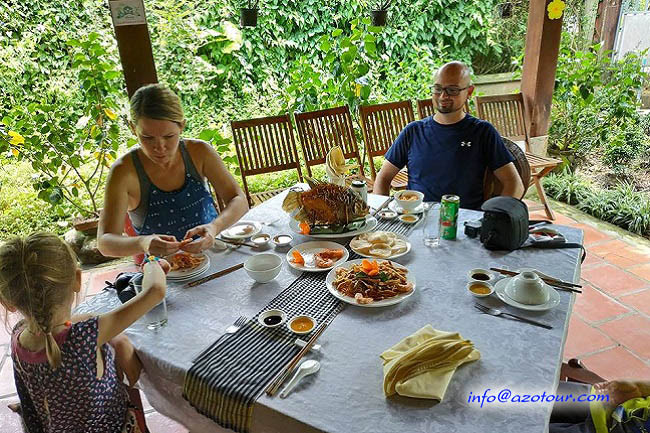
[
  {"x1": 378, "y1": 209, "x2": 398, "y2": 220},
  {"x1": 395, "y1": 190, "x2": 424, "y2": 212},
  {"x1": 467, "y1": 268, "x2": 495, "y2": 283},
  {"x1": 398, "y1": 214, "x2": 420, "y2": 224},
  {"x1": 467, "y1": 281, "x2": 494, "y2": 298},
  {"x1": 273, "y1": 234, "x2": 293, "y2": 247},
  {"x1": 505, "y1": 269, "x2": 550, "y2": 305},
  {"x1": 287, "y1": 315, "x2": 317, "y2": 334},
  {"x1": 251, "y1": 233, "x2": 271, "y2": 247},
  {"x1": 258, "y1": 309, "x2": 287, "y2": 328},
  {"x1": 244, "y1": 253, "x2": 283, "y2": 283}
]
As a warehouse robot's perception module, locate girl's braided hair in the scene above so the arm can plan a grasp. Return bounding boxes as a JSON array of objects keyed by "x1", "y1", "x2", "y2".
[{"x1": 0, "y1": 233, "x2": 78, "y2": 368}]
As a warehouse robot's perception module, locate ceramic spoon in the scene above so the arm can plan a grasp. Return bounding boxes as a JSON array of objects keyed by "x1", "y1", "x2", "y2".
[{"x1": 279, "y1": 359, "x2": 321, "y2": 398}]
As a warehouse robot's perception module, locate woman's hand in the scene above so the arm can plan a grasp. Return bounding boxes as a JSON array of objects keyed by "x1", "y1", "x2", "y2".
[
  {"x1": 181, "y1": 223, "x2": 217, "y2": 253},
  {"x1": 140, "y1": 234, "x2": 183, "y2": 256}
]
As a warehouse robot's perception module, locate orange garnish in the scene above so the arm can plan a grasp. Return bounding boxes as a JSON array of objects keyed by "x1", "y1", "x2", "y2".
[
  {"x1": 299, "y1": 222, "x2": 311, "y2": 235},
  {"x1": 361, "y1": 259, "x2": 379, "y2": 275},
  {"x1": 291, "y1": 250, "x2": 305, "y2": 265}
]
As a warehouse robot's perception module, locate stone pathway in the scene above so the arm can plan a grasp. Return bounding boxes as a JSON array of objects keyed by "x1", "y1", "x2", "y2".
[{"x1": 1, "y1": 197, "x2": 649, "y2": 431}]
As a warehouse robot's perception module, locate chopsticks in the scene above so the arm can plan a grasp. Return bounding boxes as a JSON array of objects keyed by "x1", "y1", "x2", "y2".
[
  {"x1": 183, "y1": 263, "x2": 244, "y2": 288},
  {"x1": 490, "y1": 268, "x2": 582, "y2": 293},
  {"x1": 265, "y1": 319, "x2": 331, "y2": 396},
  {"x1": 371, "y1": 195, "x2": 395, "y2": 217}
]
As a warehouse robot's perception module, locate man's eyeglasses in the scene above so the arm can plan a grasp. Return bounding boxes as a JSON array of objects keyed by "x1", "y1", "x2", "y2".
[{"x1": 433, "y1": 85, "x2": 470, "y2": 96}]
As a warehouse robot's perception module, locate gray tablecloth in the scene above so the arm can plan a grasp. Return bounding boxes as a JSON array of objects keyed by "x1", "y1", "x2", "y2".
[{"x1": 76, "y1": 191, "x2": 583, "y2": 433}]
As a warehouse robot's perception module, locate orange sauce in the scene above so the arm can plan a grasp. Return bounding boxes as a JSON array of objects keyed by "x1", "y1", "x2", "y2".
[
  {"x1": 290, "y1": 317, "x2": 314, "y2": 332},
  {"x1": 470, "y1": 284, "x2": 491, "y2": 295},
  {"x1": 402, "y1": 215, "x2": 417, "y2": 222}
]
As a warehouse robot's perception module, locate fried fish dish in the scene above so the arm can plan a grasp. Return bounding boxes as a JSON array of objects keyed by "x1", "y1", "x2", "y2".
[{"x1": 282, "y1": 178, "x2": 369, "y2": 234}]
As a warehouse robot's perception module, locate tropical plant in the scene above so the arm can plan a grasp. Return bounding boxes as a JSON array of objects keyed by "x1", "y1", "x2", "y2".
[
  {"x1": 0, "y1": 33, "x2": 124, "y2": 218},
  {"x1": 283, "y1": 18, "x2": 381, "y2": 115}
]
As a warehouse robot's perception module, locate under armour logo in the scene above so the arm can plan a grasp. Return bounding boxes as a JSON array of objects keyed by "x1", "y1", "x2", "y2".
[{"x1": 460, "y1": 141, "x2": 472, "y2": 147}]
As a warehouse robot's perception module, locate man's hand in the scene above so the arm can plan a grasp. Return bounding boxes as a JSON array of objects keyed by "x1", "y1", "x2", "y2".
[{"x1": 181, "y1": 223, "x2": 216, "y2": 253}]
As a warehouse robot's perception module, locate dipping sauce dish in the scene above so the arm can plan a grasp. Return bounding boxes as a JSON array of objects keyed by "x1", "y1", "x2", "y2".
[{"x1": 288, "y1": 315, "x2": 316, "y2": 334}]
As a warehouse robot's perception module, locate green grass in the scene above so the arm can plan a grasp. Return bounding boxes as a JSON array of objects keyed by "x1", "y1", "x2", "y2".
[{"x1": 0, "y1": 160, "x2": 72, "y2": 240}]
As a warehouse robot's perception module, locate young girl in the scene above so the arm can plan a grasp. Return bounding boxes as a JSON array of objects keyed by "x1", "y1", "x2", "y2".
[{"x1": 0, "y1": 232, "x2": 169, "y2": 433}]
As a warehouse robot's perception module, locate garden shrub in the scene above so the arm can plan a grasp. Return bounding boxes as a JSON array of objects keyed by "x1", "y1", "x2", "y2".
[{"x1": 543, "y1": 172, "x2": 650, "y2": 237}]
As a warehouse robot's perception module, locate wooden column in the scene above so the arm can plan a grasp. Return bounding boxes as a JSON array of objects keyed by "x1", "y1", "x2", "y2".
[
  {"x1": 594, "y1": 0, "x2": 623, "y2": 52},
  {"x1": 109, "y1": 0, "x2": 158, "y2": 98},
  {"x1": 520, "y1": 0, "x2": 564, "y2": 138}
]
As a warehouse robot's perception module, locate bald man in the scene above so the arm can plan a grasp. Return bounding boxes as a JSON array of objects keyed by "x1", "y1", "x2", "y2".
[{"x1": 374, "y1": 61, "x2": 524, "y2": 209}]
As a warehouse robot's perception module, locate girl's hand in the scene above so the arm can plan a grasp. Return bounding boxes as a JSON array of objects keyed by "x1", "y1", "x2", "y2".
[
  {"x1": 140, "y1": 234, "x2": 182, "y2": 256},
  {"x1": 181, "y1": 224, "x2": 216, "y2": 253},
  {"x1": 594, "y1": 380, "x2": 642, "y2": 408}
]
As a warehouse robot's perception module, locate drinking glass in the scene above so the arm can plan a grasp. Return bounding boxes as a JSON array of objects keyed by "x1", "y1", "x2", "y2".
[
  {"x1": 133, "y1": 277, "x2": 168, "y2": 330},
  {"x1": 422, "y1": 203, "x2": 441, "y2": 247}
]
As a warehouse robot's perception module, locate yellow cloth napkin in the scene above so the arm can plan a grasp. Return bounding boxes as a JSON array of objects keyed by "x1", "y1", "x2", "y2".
[{"x1": 380, "y1": 325, "x2": 480, "y2": 400}]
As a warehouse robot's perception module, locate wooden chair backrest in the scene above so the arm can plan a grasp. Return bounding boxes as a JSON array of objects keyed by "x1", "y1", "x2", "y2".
[
  {"x1": 231, "y1": 114, "x2": 303, "y2": 206},
  {"x1": 293, "y1": 105, "x2": 364, "y2": 178},
  {"x1": 416, "y1": 98, "x2": 471, "y2": 119},
  {"x1": 483, "y1": 137, "x2": 531, "y2": 200},
  {"x1": 359, "y1": 100, "x2": 415, "y2": 179},
  {"x1": 475, "y1": 93, "x2": 529, "y2": 150}
]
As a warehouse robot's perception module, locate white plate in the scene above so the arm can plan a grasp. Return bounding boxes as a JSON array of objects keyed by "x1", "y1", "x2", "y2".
[
  {"x1": 350, "y1": 232, "x2": 411, "y2": 260},
  {"x1": 494, "y1": 277, "x2": 560, "y2": 311},
  {"x1": 221, "y1": 221, "x2": 262, "y2": 240},
  {"x1": 289, "y1": 215, "x2": 378, "y2": 239},
  {"x1": 326, "y1": 259, "x2": 416, "y2": 307},
  {"x1": 166, "y1": 253, "x2": 210, "y2": 280},
  {"x1": 389, "y1": 200, "x2": 425, "y2": 214},
  {"x1": 287, "y1": 241, "x2": 349, "y2": 272}
]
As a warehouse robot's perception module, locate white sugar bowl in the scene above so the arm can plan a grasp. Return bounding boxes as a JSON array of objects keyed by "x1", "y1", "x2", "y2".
[{"x1": 505, "y1": 269, "x2": 550, "y2": 305}]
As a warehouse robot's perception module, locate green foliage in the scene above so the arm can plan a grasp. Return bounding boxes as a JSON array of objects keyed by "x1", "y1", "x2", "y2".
[
  {"x1": 549, "y1": 35, "x2": 650, "y2": 169},
  {"x1": 543, "y1": 171, "x2": 650, "y2": 237},
  {"x1": 283, "y1": 19, "x2": 379, "y2": 114},
  {"x1": 0, "y1": 33, "x2": 124, "y2": 218}
]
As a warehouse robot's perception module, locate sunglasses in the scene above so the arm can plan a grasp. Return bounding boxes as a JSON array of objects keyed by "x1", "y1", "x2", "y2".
[{"x1": 433, "y1": 85, "x2": 470, "y2": 96}]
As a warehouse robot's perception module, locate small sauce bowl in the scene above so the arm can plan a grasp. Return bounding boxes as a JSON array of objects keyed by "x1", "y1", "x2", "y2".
[
  {"x1": 398, "y1": 214, "x2": 419, "y2": 224},
  {"x1": 378, "y1": 210, "x2": 397, "y2": 220},
  {"x1": 467, "y1": 268, "x2": 495, "y2": 283},
  {"x1": 467, "y1": 281, "x2": 494, "y2": 298},
  {"x1": 287, "y1": 315, "x2": 317, "y2": 334},
  {"x1": 258, "y1": 309, "x2": 287, "y2": 328},
  {"x1": 251, "y1": 233, "x2": 271, "y2": 247},
  {"x1": 273, "y1": 234, "x2": 293, "y2": 247}
]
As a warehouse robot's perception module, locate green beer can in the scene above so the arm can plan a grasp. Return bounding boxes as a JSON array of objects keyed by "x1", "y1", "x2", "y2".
[{"x1": 440, "y1": 194, "x2": 460, "y2": 240}]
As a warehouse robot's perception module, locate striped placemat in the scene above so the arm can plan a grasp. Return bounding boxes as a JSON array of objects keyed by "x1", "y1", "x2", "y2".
[{"x1": 182, "y1": 217, "x2": 419, "y2": 432}]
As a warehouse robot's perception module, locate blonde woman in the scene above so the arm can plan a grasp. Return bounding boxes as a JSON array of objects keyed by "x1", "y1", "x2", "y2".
[
  {"x1": 98, "y1": 84, "x2": 248, "y2": 259},
  {"x1": 0, "y1": 233, "x2": 170, "y2": 432}
]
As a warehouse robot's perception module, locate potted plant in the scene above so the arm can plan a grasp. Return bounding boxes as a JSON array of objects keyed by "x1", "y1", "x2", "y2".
[
  {"x1": 240, "y1": 0, "x2": 259, "y2": 27},
  {"x1": 371, "y1": 0, "x2": 391, "y2": 26}
]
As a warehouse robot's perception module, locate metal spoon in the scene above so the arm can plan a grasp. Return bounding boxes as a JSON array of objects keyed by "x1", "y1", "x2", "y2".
[{"x1": 279, "y1": 359, "x2": 321, "y2": 398}]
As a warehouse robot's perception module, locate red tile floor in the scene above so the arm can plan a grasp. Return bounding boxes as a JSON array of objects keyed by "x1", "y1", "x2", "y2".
[{"x1": 1, "y1": 198, "x2": 649, "y2": 431}]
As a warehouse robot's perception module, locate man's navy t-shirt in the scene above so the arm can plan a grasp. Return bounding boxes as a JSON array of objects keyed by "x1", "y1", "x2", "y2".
[{"x1": 384, "y1": 114, "x2": 515, "y2": 210}]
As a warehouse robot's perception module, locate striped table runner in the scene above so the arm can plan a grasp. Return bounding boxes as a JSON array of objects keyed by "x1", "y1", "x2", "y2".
[{"x1": 183, "y1": 217, "x2": 419, "y2": 432}]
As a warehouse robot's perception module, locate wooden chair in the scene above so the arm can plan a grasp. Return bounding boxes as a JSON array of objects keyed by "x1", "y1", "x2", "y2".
[
  {"x1": 293, "y1": 105, "x2": 373, "y2": 190},
  {"x1": 483, "y1": 137, "x2": 531, "y2": 200},
  {"x1": 475, "y1": 93, "x2": 561, "y2": 220},
  {"x1": 358, "y1": 100, "x2": 414, "y2": 190},
  {"x1": 231, "y1": 114, "x2": 303, "y2": 207},
  {"x1": 416, "y1": 98, "x2": 470, "y2": 119}
]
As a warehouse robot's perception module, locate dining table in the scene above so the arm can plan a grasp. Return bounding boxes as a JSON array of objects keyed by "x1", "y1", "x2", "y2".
[{"x1": 75, "y1": 188, "x2": 584, "y2": 433}]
